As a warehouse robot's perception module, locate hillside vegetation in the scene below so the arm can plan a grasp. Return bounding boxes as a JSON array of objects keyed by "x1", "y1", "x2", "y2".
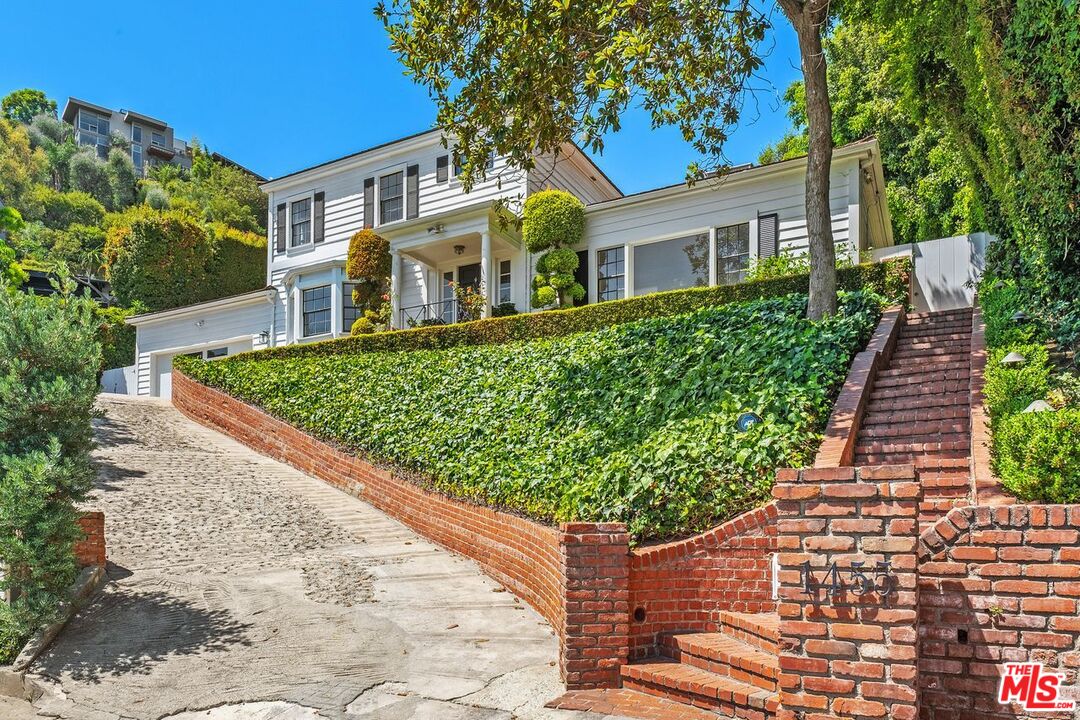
[{"x1": 180, "y1": 291, "x2": 882, "y2": 541}]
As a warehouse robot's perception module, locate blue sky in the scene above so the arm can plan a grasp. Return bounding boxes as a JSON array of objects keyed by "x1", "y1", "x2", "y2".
[{"x1": 1, "y1": 1, "x2": 801, "y2": 193}]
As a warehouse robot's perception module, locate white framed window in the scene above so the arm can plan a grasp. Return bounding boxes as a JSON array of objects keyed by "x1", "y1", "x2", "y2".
[
  {"x1": 632, "y1": 232, "x2": 710, "y2": 296},
  {"x1": 302, "y1": 285, "x2": 332, "y2": 337},
  {"x1": 290, "y1": 198, "x2": 311, "y2": 247},
  {"x1": 342, "y1": 282, "x2": 360, "y2": 333},
  {"x1": 597, "y1": 246, "x2": 625, "y2": 302},
  {"x1": 498, "y1": 259, "x2": 512, "y2": 304},
  {"x1": 716, "y1": 222, "x2": 751, "y2": 285},
  {"x1": 379, "y1": 171, "x2": 404, "y2": 224}
]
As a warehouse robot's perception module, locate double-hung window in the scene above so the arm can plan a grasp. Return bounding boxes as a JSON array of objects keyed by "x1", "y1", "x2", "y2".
[
  {"x1": 379, "y1": 171, "x2": 404, "y2": 224},
  {"x1": 302, "y1": 286, "x2": 332, "y2": 337},
  {"x1": 291, "y1": 198, "x2": 311, "y2": 247},
  {"x1": 342, "y1": 282, "x2": 360, "y2": 333},
  {"x1": 597, "y1": 247, "x2": 625, "y2": 302},
  {"x1": 498, "y1": 260, "x2": 512, "y2": 304},
  {"x1": 716, "y1": 222, "x2": 751, "y2": 285}
]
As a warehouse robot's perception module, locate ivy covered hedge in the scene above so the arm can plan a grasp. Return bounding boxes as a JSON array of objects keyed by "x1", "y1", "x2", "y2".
[
  {"x1": 245, "y1": 258, "x2": 908, "y2": 361},
  {"x1": 179, "y1": 291, "x2": 882, "y2": 541},
  {"x1": 982, "y1": 278, "x2": 1080, "y2": 503}
]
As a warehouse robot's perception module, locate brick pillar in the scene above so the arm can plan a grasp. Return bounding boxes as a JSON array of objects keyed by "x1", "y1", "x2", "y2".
[
  {"x1": 75, "y1": 511, "x2": 106, "y2": 567},
  {"x1": 774, "y1": 466, "x2": 921, "y2": 720},
  {"x1": 559, "y1": 522, "x2": 631, "y2": 689}
]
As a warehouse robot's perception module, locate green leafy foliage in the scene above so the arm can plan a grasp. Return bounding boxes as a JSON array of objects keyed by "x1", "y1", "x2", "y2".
[
  {"x1": 148, "y1": 145, "x2": 267, "y2": 234},
  {"x1": 180, "y1": 291, "x2": 881, "y2": 541},
  {"x1": 207, "y1": 223, "x2": 267, "y2": 300},
  {"x1": 24, "y1": 186, "x2": 106, "y2": 230},
  {"x1": 346, "y1": 230, "x2": 392, "y2": 334},
  {"x1": 250, "y1": 259, "x2": 909, "y2": 361},
  {"x1": 1, "y1": 89, "x2": 56, "y2": 125},
  {"x1": 95, "y1": 304, "x2": 137, "y2": 370},
  {"x1": 981, "y1": 277, "x2": 1080, "y2": 502},
  {"x1": 523, "y1": 191, "x2": 587, "y2": 309},
  {"x1": 0, "y1": 278, "x2": 101, "y2": 662}
]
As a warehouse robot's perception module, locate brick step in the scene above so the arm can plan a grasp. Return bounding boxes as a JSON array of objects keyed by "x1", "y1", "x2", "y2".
[
  {"x1": 913, "y1": 455, "x2": 971, "y2": 471},
  {"x1": 907, "y1": 308, "x2": 973, "y2": 322},
  {"x1": 620, "y1": 660, "x2": 779, "y2": 718},
  {"x1": 718, "y1": 611, "x2": 780, "y2": 655},
  {"x1": 869, "y1": 380, "x2": 969, "y2": 400},
  {"x1": 854, "y1": 450, "x2": 970, "y2": 466},
  {"x1": 860, "y1": 405, "x2": 969, "y2": 426},
  {"x1": 919, "y1": 470, "x2": 972, "y2": 493},
  {"x1": 857, "y1": 420, "x2": 968, "y2": 439},
  {"x1": 920, "y1": 497, "x2": 971, "y2": 525},
  {"x1": 888, "y1": 350, "x2": 971, "y2": 365},
  {"x1": 892, "y1": 339, "x2": 971, "y2": 354},
  {"x1": 860, "y1": 393, "x2": 969, "y2": 413},
  {"x1": 876, "y1": 360, "x2": 970, "y2": 378},
  {"x1": 873, "y1": 369, "x2": 970, "y2": 389},
  {"x1": 854, "y1": 435, "x2": 970, "y2": 456},
  {"x1": 899, "y1": 318, "x2": 972, "y2": 332},
  {"x1": 898, "y1": 329, "x2": 971, "y2": 344},
  {"x1": 660, "y1": 632, "x2": 778, "y2": 693}
]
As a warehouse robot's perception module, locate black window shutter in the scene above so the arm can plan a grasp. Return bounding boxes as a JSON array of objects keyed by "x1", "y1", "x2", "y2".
[
  {"x1": 275, "y1": 203, "x2": 286, "y2": 252},
  {"x1": 313, "y1": 192, "x2": 325, "y2": 243},
  {"x1": 436, "y1": 155, "x2": 448, "y2": 183},
  {"x1": 363, "y1": 178, "x2": 374, "y2": 229},
  {"x1": 757, "y1": 214, "x2": 778, "y2": 259},
  {"x1": 406, "y1": 164, "x2": 419, "y2": 219}
]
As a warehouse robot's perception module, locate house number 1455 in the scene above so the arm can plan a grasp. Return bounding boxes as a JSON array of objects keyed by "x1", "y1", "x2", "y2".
[{"x1": 799, "y1": 560, "x2": 898, "y2": 599}]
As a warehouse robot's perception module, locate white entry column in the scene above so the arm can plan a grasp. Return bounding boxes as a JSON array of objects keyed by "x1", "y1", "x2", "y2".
[
  {"x1": 390, "y1": 250, "x2": 402, "y2": 329},
  {"x1": 480, "y1": 231, "x2": 493, "y2": 318}
]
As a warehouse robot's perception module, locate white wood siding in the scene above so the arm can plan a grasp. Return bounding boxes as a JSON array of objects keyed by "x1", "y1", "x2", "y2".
[
  {"x1": 132, "y1": 299, "x2": 271, "y2": 396},
  {"x1": 528, "y1": 147, "x2": 621, "y2": 205}
]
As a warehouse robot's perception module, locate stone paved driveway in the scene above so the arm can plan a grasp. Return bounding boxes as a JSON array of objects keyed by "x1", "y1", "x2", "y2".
[{"x1": 28, "y1": 396, "x2": 629, "y2": 720}]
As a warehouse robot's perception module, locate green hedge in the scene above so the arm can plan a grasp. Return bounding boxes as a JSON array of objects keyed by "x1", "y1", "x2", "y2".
[
  {"x1": 981, "y1": 278, "x2": 1080, "y2": 502},
  {"x1": 179, "y1": 291, "x2": 882, "y2": 541},
  {"x1": 248, "y1": 258, "x2": 910, "y2": 361}
]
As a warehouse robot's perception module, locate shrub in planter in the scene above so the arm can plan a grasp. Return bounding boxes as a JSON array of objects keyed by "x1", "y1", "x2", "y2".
[
  {"x1": 0, "y1": 278, "x2": 101, "y2": 663},
  {"x1": 523, "y1": 190, "x2": 586, "y2": 308}
]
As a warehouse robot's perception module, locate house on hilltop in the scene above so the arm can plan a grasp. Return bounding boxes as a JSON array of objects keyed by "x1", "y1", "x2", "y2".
[{"x1": 126, "y1": 132, "x2": 895, "y2": 398}]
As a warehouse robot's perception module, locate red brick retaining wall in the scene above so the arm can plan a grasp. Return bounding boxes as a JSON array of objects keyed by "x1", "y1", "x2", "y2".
[
  {"x1": 627, "y1": 503, "x2": 778, "y2": 659},
  {"x1": 774, "y1": 465, "x2": 922, "y2": 720},
  {"x1": 919, "y1": 505, "x2": 1080, "y2": 718},
  {"x1": 75, "y1": 511, "x2": 106, "y2": 567},
  {"x1": 172, "y1": 370, "x2": 630, "y2": 689}
]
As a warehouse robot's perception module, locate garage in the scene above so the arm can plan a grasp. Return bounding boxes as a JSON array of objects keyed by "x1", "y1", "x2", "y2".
[{"x1": 152, "y1": 341, "x2": 252, "y2": 400}]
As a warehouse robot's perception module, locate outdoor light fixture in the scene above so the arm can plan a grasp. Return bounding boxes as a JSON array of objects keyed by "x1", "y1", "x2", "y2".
[
  {"x1": 736, "y1": 412, "x2": 763, "y2": 433},
  {"x1": 258, "y1": 329, "x2": 271, "y2": 344},
  {"x1": 1000, "y1": 351, "x2": 1027, "y2": 366},
  {"x1": 427, "y1": 223, "x2": 445, "y2": 235},
  {"x1": 1012, "y1": 310, "x2": 1029, "y2": 322},
  {"x1": 1023, "y1": 400, "x2": 1053, "y2": 413},
  {"x1": 453, "y1": 244, "x2": 465, "y2": 255},
  {"x1": 195, "y1": 319, "x2": 205, "y2": 328}
]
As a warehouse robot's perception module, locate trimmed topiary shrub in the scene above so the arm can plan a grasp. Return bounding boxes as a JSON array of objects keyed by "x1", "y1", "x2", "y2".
[
  {"x1": 995, "y1": 409, "x2": 1080, "y2": 503},
  {"x1": 346, "y1": 230, "x2": 391, "y2": 334},
  {"x1": 524, "y1": 190, "x2": 587, "y2": 309},
  {"x1": 178, "y1": 290, "x2": 882, "y2": 541},
  {"x1": 208, "y1": 223, "x2": 267, "y2": 298},
  {"x1": 243, "y1": 258, "x2": 910, "y2": 361}
]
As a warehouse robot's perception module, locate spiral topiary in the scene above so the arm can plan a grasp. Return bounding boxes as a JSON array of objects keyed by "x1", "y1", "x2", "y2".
[
  {"x1": 346, "y1": 229, "x2": 392, "y2": 334},
  {"x1": 522, "y1": 189, "x2": 586, "y2": 309}
]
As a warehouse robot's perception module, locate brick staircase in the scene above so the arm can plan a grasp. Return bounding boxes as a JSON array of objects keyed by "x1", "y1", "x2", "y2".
[
  {"x1": 854, "y1": 307, "x2": 973, "y2": 522},
  {"x1": 618, "y1": 612, "x2": 779, "y2": 719}
]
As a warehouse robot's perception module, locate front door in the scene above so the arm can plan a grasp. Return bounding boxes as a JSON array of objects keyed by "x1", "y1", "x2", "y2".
[{"x1": 457, "y1": 263, "x2": 481, "y2": 292}]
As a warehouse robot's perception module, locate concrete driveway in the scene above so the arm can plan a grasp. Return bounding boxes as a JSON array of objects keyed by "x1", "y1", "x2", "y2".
[{"x1": 28, "y1": 396, "x2": 621, "y2": 720}]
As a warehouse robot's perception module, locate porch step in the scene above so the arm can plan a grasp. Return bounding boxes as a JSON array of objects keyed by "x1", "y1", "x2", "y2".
[
  {"x1": 660, "y1": 632, "x2": 779, "y2": 692},
  {"x1": 718, "y1": 611, "x2": 779, "y2": 654},
  {"x1": 620, "y1": 659, "x2": 779, "y2": 718}
]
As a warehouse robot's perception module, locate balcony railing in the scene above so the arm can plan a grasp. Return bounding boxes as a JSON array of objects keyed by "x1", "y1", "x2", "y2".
[{"x1": 399, "y1": 298, "x2": 469, "y2": 328}]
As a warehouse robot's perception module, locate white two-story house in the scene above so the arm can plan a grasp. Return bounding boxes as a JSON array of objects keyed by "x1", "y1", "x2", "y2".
[{"x1": 127, "y1": 131, "x2": 893, "y2": 398}]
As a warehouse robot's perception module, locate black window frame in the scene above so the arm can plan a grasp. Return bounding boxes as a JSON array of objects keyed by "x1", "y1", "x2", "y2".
[
  {"x1": 715, "y1": 222, "x2": 752, "y2": 285},
  {"x1": 596, "y1": 246, "x2": 625, "y2": 302},
  {"x1": 342, "y1": 282, "x2": 361, "y2": 333}
]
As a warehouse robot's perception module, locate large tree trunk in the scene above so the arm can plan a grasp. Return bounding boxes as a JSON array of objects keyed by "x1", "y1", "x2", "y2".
[{"x1": 779, "y1": 0, "x2": 836, "y2": 319}]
